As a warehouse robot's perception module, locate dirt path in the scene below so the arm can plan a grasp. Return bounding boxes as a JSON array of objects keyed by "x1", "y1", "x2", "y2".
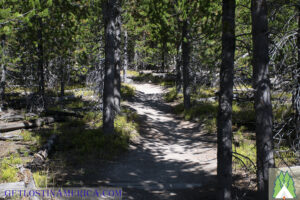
[{"x1": 95, "y1": 82, "x2": 218, "y2": 199}]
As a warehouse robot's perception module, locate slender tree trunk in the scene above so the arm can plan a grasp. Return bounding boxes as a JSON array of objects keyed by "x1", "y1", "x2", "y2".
[
  {"x1": 161, "y1": 42, "x2": 166, "y2": 72},
  {"x1": 103, "y1": 0, "x2": 118, "y2": 134},
  {"x1": 60, "y1": 57, "x2": 65, "y2": 97},
  {"x1": 176, "y1": 43, "x2": 182, "y2": 94},
  {"x1": 251, "y1": 0, "x2": 275, "y2": 198},
  {"x1": 37, "y1": 17, "x2": 45, "y2": 97},
  {"x1": 182, "y1": 20, "x2": 191, "y2": 110},
  {"x1": 295, "y1": 1, "x2": 300, "y2": 158},
  {"x1": 123, "y1": 30, "x2": 128, "y2": 83},
  {"x1": 114, "y1": 1, "x2": 122, "y2": 113},
  {"x1": 0, "y1": 34, "x2": 6, "y2": 111},
  {"x1": 217, "y1": 0, "x2": 236, "y2": 200},
  {"x1": 134, "y1": 44, "x2": 138, "y2": 71}
]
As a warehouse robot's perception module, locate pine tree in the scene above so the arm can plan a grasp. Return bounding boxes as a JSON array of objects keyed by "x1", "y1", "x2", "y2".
[
  {"x1": 251, "y1": 0, "x2": 275, "y2": 198},
  {"x1": 217, "y1": 0, "x2": 236, "y2": 199}
]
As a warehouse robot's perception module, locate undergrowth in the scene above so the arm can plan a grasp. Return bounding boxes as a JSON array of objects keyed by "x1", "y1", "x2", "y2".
[{"x1": 0, "y1": 154, "x2": 22, "y2": 183}]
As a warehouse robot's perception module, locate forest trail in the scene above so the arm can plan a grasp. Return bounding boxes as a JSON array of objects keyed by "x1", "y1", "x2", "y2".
[{"x1": 95, "y1": 80, "x2": 218, "y2": 199}]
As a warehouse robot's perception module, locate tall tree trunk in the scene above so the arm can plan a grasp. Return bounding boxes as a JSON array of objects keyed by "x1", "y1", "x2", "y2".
[
  {"x1": 114, "y1": 1, "x2": 122, "y2": 113},
  {"x1": 182, "y1": 20, "x2": 191, "y2": 110},
  {"x1": 176, "y1": 43, "x2": 182, "y2": 94},
  {"x1": 123, "y1": 30, "x2": 128, "y2": 83},
  {"x1": 103, "y1": 0, "x2": 118, "y2": 134},
  {"x1": 295, "y1": 1, "x2": 300, "y2": 159},
  {"x1": 0, "y1": 34, "x2": 6, "y2": 111},
  {"x1": 251, "y1": 0, "x2": 275, "y2": 198},
  {"x1": 37, "y1": 17, "x2": 45, "y2": 97},
  {"x1": 217, "y1": 0, "x2": 236, "y2": 199}
]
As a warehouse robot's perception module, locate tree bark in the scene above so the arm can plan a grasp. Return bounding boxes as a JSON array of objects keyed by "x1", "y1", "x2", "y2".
[
  {"x1": 0, "y1": 34, "x2": 6, "y2": 111},
  {"x1": 134, "y1": 43, "x2": 139, "y2": 71},
  {"x1": 37, "y1": 17, "x2": 45, "y2": 97},
  {"x1": 114, "y1": 2, "x2": 122, "y2": 113},
  {"x1": 161, "y1": 41, "x2": 166, "y2": 72},
  {"x1": 295, "y1": 1, "x2": 300, "y2": 160},
  {"x1": 103, "y1": 0, "x2": 120, "y2": 134},
  {"x1": 176, "y1": 43, "x2": 182, "y2": 94},
  {"x1": 123, "y1": 30, "x2": 128, "y2": 83},
  {"x1": 182, "y1": 20, "x2": 191, "y2": 110},
  {"x1": 60, "y1": 57, "x2": 65, "y2": 97},
  {"x1": 251, "y1": 0, "x2": 275, "y2": 198},
  {"x1": 217, "y1": 0, "x2": 236, "y2": 200}
]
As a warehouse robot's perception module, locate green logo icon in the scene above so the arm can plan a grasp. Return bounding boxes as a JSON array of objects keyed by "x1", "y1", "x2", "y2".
[{"x1": 273, "y1": 171, "x2": 296, "y2": 199}]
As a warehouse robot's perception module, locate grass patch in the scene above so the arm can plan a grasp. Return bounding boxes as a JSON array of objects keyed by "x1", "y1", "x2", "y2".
[
  {"x1": 164, "y1": 87, "x2": 183, "y2": 102},
  {"x1": 275, "y1": 146, "x2": 298, "y2": 167},
  {"x1": 192, "y1": 86, "x2": 216, "y2": 99},
  {"x1": 126, "y1": 70, "x2": 139, "y2": 77},
  {"x1": 0, "y1": 154, "x2": 22, "y2": 183},
  {"x1": 21, "y1": 130, "x2": 40, "y2": 143},
  {"x1": 56, "y1": 108, "x2": 139, "y2": 159},
  {"x1": 273, "y1": 103, "x2": 293, "y2": 122},
  {"x1": 65, "y1": 84, "x2": 85, "y2": 90},
  {"x1": 233, "y1": 140, "x2": 256, "y2": 173},
  {"x1": 121, "y1": 84, "x2": 136, "y2": 99},
  {"x1": 232, "y1": 102, "x2": 255, "y2": 130},
  {"x1": 33, "y1": 172, "x2": 49, "y2": 188}
]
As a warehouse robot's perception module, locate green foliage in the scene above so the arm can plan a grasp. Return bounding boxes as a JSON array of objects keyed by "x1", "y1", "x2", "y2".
[
  {"x1": 57, "y1": 108, "x2": 139, "y2": 159},
  {"x1": 0, "y1": 154, "x2": 22, "y2": 183},
  {"x1": 33, "y1": 172, "x2": 48, "y2": 188},
  {"x1": 124, "y1": 70, "x2": 139, "y2": 77},
  {"x1": 164, "y1": 87, "x2": 182, "y2": 102},
  {"x1": 121, "y1": 84, "x2": 136, "y2": 99},
  {"x1": 232, "y1": 102, "x2": 255, "y2": 130},
  {"x1": 21, "y1": 130, "x2": 38, "y2": 142},
  {"x1": 233, "y1": 141, "x2": 256, "y2": 173}
]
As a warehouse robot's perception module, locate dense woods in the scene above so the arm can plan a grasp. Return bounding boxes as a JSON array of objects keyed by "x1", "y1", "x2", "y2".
[{"x1": 1, "y1": 0, "x2": 300, "y2": 199}]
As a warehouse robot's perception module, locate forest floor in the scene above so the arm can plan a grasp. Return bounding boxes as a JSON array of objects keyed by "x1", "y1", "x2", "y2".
[
  {"x1": 0, "y1": 76, "x2": 258, "y2": 199},
  {"x1": 91, "y1": 80, "x2": 218, "y2": 199}
]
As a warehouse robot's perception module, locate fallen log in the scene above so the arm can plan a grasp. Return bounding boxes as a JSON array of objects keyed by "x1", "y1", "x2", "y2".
[
  {"x1": 28, "y1": 134, "x2": 58, "y2": 168},
  {"x1": 0, "y1": 130, "x2": 23, "y2": 141},
  {"x1": 0, "y1": 114, "x2": 24, "y2": 122},
  {"x1": 0, "y1": 117, "x2": 55, "y2": 133}
]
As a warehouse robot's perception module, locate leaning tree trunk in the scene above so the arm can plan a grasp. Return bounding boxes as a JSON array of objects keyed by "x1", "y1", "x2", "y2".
[
  {"x1": 114, "y1": 3, "x2": 122, "y2": 113},
  {"x1": 217, "y1": 0, "x2": 236, "y2": 200},
  {"x1": 37, "y1": 17, "x2": 45, "y2": 98},
  {"x1": 123, "y1": 30, "x2": 128, "y2": 83},
  {"x1": 182, "y1": 19, "x2": 191, "y2": 110},
  {"x1": 251, "y1": 0, "x2": 275, "y2": 198},
  {"x1": 103, "y1": 0, "x2": 119, "y2": 134},
  {"x1": 0, "y1": 34, "x2": 6, "y2": 111}
]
